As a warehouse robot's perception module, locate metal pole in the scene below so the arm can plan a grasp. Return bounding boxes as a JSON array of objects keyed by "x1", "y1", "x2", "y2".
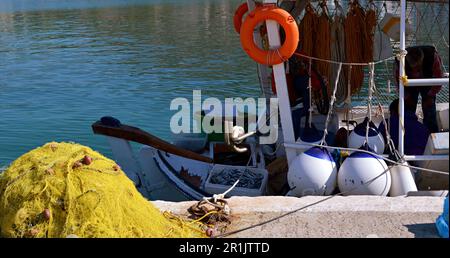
[
  {"x1": 398, "y1": 0, "x2": 407, "y2": 157},
  {"x1": 264, "y1": 0, "x2": 297, "y2": 164},
  {"x1": 406, "y1": 78, "x2": 449, "y2": 86},
  {"x1": 404, "y1": 155, "x2": 449, "y2": 161}
]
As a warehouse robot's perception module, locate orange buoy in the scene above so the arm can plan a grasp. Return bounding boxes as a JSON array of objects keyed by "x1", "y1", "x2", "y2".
[
  {"x1": 240, "y1": 6, "x2": 299, "y2": 65},
  {"x1": 233, "y1": 3, "x2": 248, "y2": 34}
]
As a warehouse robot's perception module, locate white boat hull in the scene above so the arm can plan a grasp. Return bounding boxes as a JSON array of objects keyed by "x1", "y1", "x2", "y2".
[{"x1": 137, "y1": 146, "x2": 212, "y2": 201}]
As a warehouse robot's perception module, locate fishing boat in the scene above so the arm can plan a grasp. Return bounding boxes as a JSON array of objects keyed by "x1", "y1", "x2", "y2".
[{"x1": 92, "y1": 0, "x2": 449, "y2": 202}]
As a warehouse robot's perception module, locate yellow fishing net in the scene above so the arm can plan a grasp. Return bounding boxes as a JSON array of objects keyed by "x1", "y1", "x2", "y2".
[{"x1": 0, "y1": 142, "x2": 205, "y2": 238}]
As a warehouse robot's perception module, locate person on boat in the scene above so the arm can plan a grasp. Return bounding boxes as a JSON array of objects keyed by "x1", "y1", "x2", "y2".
[
  {"x1": 289, "y1": 55, "x2": 330, "y2": 141},
  {"x1": 395, "y1": 45, "x2": 444, "y2": 133},
  {"x1": 378, "y1": 98, "x2": 429, "y2": 156},
  {"x1": 271, "y1": 58, "x2": 309, "y2": 139}
]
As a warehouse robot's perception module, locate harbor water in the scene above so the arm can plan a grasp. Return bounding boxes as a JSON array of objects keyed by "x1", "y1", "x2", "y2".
[
  {"x1": 0, "y1": 0, "x2": 448, "y2": 166},
  {"x1": 0, "y1": 0, "x2": 260, "y2": 166}
]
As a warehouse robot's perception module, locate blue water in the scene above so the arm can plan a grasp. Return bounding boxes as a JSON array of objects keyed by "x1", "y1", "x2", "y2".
[
  {"x1": 0, "y1": 0, "x2": 448, "y2": 167},
  {"x1": 0, "y1": 0, "x2": 260, "y2": 166}
]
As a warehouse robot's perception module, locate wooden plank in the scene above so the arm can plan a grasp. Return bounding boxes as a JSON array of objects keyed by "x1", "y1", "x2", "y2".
[{"x1": 92, "y1": 121, "x2": 213, "y2": 163}]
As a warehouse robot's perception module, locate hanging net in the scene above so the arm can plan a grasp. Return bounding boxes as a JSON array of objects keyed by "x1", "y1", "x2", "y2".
[
  {"x1": 0, "y1": 142, "x2": 205, "y2": 238},
  {"x1": 356, "y1": 0, "x2": 449, "y2": 107},
  {"x1": 287, "y1": 0, "x2": 449, "y2": 110}
]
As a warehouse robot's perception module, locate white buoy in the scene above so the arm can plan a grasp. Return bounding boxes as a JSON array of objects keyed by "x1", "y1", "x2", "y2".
[
  {"x1": 348, "y1": 118, "x2": 385, "y2": 154},
  {"x1": 287, "y1": 147, "x2": 337, "y2": 197},
  {"x1": 389, "y1": 161, "x2": 418, "y2": 196},
  {"x1": 299, "y1": 123, "x2": 322, "y2": 144},
  {"x1": 296, "y1": 124, "x2": 322, "y2": 156},
  {"x1": 337, "y1": 151, "x2": 391, "y2": 196}
]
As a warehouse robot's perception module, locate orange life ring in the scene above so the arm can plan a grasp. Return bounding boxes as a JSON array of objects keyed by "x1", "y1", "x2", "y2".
[
  {"x1": 240, "y1": 6, "x2": 299, "y2": 65},
  {"x1": 233, "y1": 3, "x2": 248, "y2": 34},
  {"x1": 233, "y1": 3, "x2": 262, "y2": 34}
]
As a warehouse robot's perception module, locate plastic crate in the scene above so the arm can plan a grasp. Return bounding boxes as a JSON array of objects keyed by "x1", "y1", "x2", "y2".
[{"x1": 205, "y1": 164, "x2": 268, "y2": 197}]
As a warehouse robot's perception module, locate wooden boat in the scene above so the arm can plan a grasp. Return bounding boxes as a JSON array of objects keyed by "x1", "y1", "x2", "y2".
[
  {"x1": 92, "y1": 0, "x2": 449, "y2": 201},
  {"x1": 92, "y1": 113, "x2": 269, "y2": 201}
]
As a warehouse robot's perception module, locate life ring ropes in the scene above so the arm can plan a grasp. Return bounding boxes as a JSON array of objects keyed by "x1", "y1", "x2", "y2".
[{"x1": 239, "y1": 5, "x2": 299, "y2": 66}]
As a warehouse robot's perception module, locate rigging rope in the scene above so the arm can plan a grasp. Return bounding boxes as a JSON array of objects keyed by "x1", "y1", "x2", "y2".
[
  {"x1": 308, "y1": 59, "x2": 313, "y2": 127},
  {"x1": 293, "y1": 52, "x2": 395, "y2": 66},
  {"x1": 365, "y1": 63, "x2": 375, "y2": 146},
  {"x1": 320, "y1": 62, "x2": 343, "y2": 145}
]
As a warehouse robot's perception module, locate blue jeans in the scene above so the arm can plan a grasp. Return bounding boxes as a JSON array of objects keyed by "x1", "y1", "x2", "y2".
[{"x1": 405, "y1": 86, "x2": 438, "y2": 133}]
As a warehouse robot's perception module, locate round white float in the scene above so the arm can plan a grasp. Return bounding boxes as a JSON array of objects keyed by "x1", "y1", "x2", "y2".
[
  {"x1": 348, "y1": 119, "x2": 385, "y2": 154},
  {"x1": 299, "y1": 123, "x2": 323, "y2": 144},
  {"x1": 337, "y1": 151, "x2": 391, "y2": 196},
  {"x1": 389, "y1": 161, "x2": 417, "y2": 196},
  {"x1": 287, "y1": 147, "x2": 337, "y2": 197}
]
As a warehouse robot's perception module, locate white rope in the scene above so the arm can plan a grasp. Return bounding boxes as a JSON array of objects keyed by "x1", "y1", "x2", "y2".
[
  {"x1": 320, "y1": 62, "x2": 343, "y2": 145},
  {"x1": 396, "y1": 49, "x2": 407, "y2": 150},
  {"x1": 294, "y1": 52, "x2": 396, "y2": 66},
  {"x1": 396, "y1": 49, "x2": 408, "y2": 81},
  {"x1": 207, "y1": 151, "x2": 253, "y2": 203},
  {"x1": 346, "y1": 64, "x2": 352, "y2": 106},
  {"x1": 371, "y1": 70, "x2": 402, "y2": 161},
  {"x1": 365, "y1": 63, "x2": 375, "y2": 146},
  {"x1": 308, "y1": 59, "x2": 313, "y2": 127},
  {"x1": 270, "y1": 48, "x2": 288, "y2": 66},
  {"x1": 345, "y1": 64, "x2": 353, "y2": 147}
]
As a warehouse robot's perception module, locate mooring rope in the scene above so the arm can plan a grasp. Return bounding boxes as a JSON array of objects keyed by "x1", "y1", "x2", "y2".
[
  {"x1": 308, "y1": 58, "x2": 313, "y2": 127},
  {"x1": 365, "y1": 63, "x2": 375, "y2": 146}
]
